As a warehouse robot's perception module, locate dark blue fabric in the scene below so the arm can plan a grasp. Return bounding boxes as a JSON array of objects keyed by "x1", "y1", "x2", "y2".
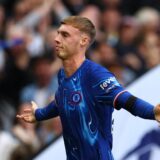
[
  {"x1": 35, "y1": 59, "x2": 119, "y2": 159},
  {"x1": 35, "y1": 101, "x2": 59, "y2": 121},
  {"x1": 116, "y1": 91, "x2": 155, "y2": 119},
  {"x1": 34, "y1": 59, "x2": 155, "y2": 160}
]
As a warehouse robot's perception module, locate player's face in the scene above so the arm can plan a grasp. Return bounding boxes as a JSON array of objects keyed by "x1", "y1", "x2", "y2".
[{"x1": 54, "y1": 24, "x2": 82, "y2": 60}]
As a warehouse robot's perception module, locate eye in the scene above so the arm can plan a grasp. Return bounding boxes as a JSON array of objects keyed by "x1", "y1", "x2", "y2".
[
  {"x1": 62, "y1": 33, "x2": 69, "y2": 37},
  {"x1": 60, "y1": 31, "x2": 70, "y2": 38}
]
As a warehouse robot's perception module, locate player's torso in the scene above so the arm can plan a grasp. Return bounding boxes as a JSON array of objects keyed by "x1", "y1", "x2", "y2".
[
  {"x1": 56, "y1": 66, "x2": 97, "y2": 143},
  {"x1": 56, "y1": 60, "x2": 114, "y2": 160}
]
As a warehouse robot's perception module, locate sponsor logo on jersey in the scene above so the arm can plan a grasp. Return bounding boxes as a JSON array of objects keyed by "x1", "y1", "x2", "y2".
[{"x1": 100, "y1": 77, "x2": 119, "y2": 90}]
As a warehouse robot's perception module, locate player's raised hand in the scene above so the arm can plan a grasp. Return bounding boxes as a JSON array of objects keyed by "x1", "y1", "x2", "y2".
[
  {"x1": 16, "y1": 101, "x2": 38, "y2": 123},
  {"x1": 154, "y1": 104, "x2": 160, "y2": 123}
]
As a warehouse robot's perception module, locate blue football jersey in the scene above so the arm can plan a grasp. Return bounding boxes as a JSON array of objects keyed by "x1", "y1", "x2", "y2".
[
  {"x1": 36, "y1": 59, "x2": 125, "y2": 160},
  {"x1": 35, "y1": 59, "x2": 156, "y2": 160}
]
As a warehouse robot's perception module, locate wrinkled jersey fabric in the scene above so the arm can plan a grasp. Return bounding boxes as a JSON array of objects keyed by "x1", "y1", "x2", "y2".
[{"x1": 36, "y1": 59, "x2": 125, "y2": 160}]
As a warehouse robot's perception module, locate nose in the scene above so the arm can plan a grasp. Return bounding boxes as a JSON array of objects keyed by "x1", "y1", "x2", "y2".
[{"x1": 54, "y1": 34, "x2": 60, "y2": 44}]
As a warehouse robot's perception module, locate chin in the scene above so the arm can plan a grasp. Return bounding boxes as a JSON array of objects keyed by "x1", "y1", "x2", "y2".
[{"x1": 57, "y1": 52, "x2": 67, "y2": 60}]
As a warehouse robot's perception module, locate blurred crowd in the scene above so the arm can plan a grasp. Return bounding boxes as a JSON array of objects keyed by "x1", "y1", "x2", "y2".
[{"x1": 0, "y1": 0, "x2": 160, "y2": 159}]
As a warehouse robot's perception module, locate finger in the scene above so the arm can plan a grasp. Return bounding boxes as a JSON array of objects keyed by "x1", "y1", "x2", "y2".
[
  {"x1": 31, "y1": 101, "x2": 38, "y2": 110},
  {"x1": 23, "y1": 116, "x2": 33, "y2": 123},
  {"x1": 23, "y1": 108, "x2": 32, "y2": 113},
  {"x1": 16, "y1": 114, "x2": 34, "y2": 123},
  {"x1": 23, "y1": 115, "x2": 29, "y2": 120},
  {"x1": 17, "y1": 114, "x2": 30, "y2": 119},
  {"x1": 16, "y1": 115, "x2": 23, "y2": 119}
]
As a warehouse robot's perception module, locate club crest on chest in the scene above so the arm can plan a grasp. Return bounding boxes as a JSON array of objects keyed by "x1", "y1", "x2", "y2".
[{"x1": 68, "y1": 91, "x2": 82, "y2": 106}]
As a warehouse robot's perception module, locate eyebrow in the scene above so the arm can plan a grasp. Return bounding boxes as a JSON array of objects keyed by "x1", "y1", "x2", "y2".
[{"x1": 57, "y1": 30, "x2": 70, "y2": 36}]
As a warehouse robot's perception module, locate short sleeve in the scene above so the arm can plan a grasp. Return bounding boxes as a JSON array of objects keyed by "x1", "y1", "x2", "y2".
[{"x1": 90, "y1": 65, "x2": 125, "y2": 109}]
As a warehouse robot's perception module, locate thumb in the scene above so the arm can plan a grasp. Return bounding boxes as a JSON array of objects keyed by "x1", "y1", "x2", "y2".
[{"x1": 31, "y1": 101, "x2": 38, "y2": 112}]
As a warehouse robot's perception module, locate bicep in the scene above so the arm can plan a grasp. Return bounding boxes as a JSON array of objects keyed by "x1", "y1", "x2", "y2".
[
  {"x1": 90, "y1": 67, "x2": 155, "y2": 119},
  {"x1": 91, "y1": 71, "x2": 125, "y2": 108}
]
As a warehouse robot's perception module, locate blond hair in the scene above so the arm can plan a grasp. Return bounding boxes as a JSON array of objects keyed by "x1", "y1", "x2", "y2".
[{"x1": 61, "y1": 16, "x2": 96, "y2": 44}]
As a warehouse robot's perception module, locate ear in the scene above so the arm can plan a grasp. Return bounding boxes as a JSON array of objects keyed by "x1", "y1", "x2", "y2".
[{"x1": 80, "y1": 35, "x2": 90, "y2": 46}]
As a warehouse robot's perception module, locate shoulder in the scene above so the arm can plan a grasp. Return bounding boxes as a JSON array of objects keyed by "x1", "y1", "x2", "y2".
[
  {"x1": 81, "y1": 60, "x2": 119, "y2": 90},
  {"x1": 85, "y1": 59, "x2": 115, "y2": 83}
]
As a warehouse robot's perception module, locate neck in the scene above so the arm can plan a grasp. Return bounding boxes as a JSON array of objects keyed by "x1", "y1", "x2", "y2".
[{"x1": 62, "y1": 55, "x2": 86, "y2": 77}]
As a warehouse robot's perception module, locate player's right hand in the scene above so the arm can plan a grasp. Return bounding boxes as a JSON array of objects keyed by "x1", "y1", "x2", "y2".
[
  {"x1": 16, "y1": 101, "x2": 38, "y2": 123},
  {"x1": 154, "y1": 104, "x2": 160, "y2": 123}
]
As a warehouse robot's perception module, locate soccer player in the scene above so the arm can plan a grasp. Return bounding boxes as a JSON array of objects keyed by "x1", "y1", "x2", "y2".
[{"x1": 17, "y1": 16, "x2": 160, "y2": 160}]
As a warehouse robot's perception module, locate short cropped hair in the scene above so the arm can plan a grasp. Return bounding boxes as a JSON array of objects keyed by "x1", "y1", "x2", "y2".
[{"x1": 61, "y1": 16, "x2": 96, "y2": 44}]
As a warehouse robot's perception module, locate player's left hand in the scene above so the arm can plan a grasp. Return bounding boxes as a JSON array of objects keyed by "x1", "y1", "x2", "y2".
[
  {"x1": 16, "y1": 101, "x2": 38, "y2": 123},
  {"x1": 154, "y1": 104, "x2": 160, "y2": 123}
]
